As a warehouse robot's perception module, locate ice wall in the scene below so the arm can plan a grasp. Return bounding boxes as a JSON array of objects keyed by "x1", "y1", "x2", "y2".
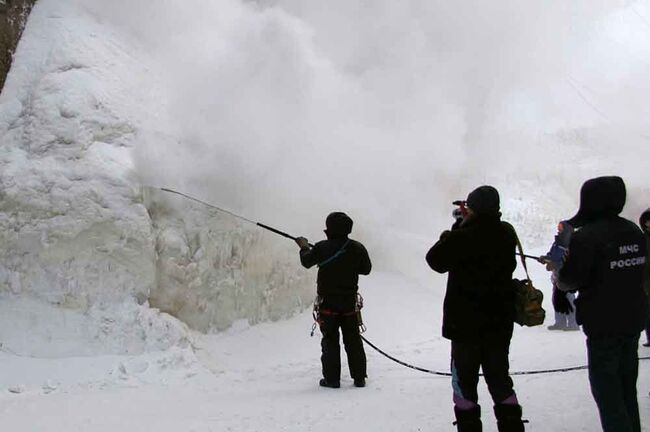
[
  {"x1": 0, "y1": 0, "x2": 313, "y2": 353},
  {"x1": 145, "y1": 188, "x2": 312, "y2": 332},
  {"x1": 0, "y1": 1, "x2": 155, "y2": 307}
]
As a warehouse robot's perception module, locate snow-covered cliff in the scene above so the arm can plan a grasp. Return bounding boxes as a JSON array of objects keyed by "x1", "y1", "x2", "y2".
[{"x1": 0, "y1": 0, "x2": 312, "y2": 355}]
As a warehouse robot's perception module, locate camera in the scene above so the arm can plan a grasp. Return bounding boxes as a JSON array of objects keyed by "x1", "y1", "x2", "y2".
[{"x1": 452, "y1": 200, "x2": 468, "y2": 220}]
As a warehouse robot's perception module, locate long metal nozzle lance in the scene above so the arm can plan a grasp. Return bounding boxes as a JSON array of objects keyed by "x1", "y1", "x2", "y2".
[
  {"x1": 158, "y1": 187, "x2": 314, "y2": 247},
  {"x1": 516, "y1": 252, "x2": 544, "y2": 262}
]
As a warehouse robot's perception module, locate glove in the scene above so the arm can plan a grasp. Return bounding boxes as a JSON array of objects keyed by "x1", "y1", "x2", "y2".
[
  {"x1": 295, "y1": 237, "x2": 310, "y2": 249},
  {"x1": 542, "y1": 244, "x2": 568, "y2": 271},
  {"x1": 552, "y1": 287, "x2": 573, "y2": 314}
]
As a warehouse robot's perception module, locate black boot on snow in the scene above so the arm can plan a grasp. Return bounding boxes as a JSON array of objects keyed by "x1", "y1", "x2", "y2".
[
  {"x1": 453, "y1": 405, "x2": 482, "y2": 432},
  {"x1": 494, "y1": 404, "x2": 525, "y2": 432},
  {"x1": 353, "y1": 378, "x2": 366, "y2": 388},
  {"x1": 319, "y1": 378, "x2": 340, "y2": 388}
]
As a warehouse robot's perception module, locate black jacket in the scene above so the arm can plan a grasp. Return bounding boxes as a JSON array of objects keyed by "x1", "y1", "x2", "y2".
[
  {"x1": 300, "y1": 237, "x2": 371, "y2": 297},
  {"x1": 558, "y1": 178, "x2": 647, "y2": 337},
  {"x1": 426, "y1": 214, "x2": 517, "y2": 342}
]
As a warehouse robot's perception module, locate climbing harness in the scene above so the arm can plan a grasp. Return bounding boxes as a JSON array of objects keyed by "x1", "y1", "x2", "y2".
[{"x1": 310, "y1": 293, "x2": 365, "y2": 337}]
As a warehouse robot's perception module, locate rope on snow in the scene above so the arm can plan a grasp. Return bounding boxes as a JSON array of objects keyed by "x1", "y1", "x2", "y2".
[{"x1": 360, "y1": 335, "x2": 650, "y2": 377}]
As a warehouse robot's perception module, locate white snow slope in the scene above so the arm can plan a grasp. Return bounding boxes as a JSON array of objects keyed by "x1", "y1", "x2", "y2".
[
  {"x1": 0, "y1": 0, "x2": 649, "y2": 431},
  {"x1": 1, "y1": 268, "x2": 649, "y2": 431}
]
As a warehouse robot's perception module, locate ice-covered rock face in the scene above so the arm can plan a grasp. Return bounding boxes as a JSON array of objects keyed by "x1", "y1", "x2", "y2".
[
  {"x1": 145, "y1": 189, "x2": 313, "y2": 332},
  {"x1": 0, "y1": 1, "x2": 156, "y2": 308},
  {"x1": 0, "y1": 0, "x2": 313, "y2": 344}
]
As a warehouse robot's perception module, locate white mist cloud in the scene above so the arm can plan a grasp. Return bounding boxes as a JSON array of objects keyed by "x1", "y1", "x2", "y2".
[{"x1": 75, "y1": 0, "x2": 650, "y2": 273}]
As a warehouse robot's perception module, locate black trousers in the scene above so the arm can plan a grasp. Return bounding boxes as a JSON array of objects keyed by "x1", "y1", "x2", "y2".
[
  {"x1": 319, "y1": 295, "x2": 366, "y2": 382},
  {"x1": 451, "y1": 327, "x2": 516, "y2": 408},
  {"x1": 587, "y1": 334, "x2": 641, "y2": 432}
]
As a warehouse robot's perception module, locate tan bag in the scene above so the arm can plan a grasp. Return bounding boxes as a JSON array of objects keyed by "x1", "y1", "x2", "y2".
[{"x1": 509, "y1": 224, "x2": 546, "y2": 327}]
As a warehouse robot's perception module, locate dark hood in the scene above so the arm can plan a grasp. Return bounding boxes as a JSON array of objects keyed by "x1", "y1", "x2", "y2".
[
  {"x1": 568, "y1": 176, "x2": 626, "y2": 227},
  {"x1": 640, "y1": 208, "x2": 650, "y2": 232},
  {"x1": 324, "y1": 212, "x2": 353, "y2": 239},
  {"x1": 466, "y1": 185, "x2": 500, "y2": 216}
]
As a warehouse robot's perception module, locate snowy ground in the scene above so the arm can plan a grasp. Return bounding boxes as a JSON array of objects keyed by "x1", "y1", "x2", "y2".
[{"x1": 2, "y1": 268, "x2": 649, "y2": 432}]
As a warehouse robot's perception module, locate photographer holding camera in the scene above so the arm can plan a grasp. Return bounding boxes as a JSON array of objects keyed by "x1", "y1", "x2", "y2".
[{"x1": 426, "y1": 186, "x2": 525, "y2": 432}]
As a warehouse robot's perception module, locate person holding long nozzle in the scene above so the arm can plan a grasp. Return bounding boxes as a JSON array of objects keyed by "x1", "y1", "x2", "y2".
[
  {"x1": 294, "y1": 212, "x2": 372, "y2": 389},
  {"x1": 549, "y1": 176, "x2": 647, "y2": 432},
  {"x1": 426, "y1": 186, "x2": 526, "y2": 432}
]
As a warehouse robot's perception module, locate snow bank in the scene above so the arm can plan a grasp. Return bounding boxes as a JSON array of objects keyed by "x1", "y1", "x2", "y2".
[{"x1": 0, "y1": 296, "x2": 190, "y2": 357}]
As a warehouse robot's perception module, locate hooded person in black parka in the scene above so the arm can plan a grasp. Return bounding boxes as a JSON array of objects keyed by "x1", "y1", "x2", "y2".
[
  {"x1": 295, "y1": 212, "x2": 371, "y2": 389},
  {"x1": 426, "y1": 186, "x2": 525, "y2": 432},
  {"x1": 557, "y1": 176, "x2": 647, "y2": 432}
]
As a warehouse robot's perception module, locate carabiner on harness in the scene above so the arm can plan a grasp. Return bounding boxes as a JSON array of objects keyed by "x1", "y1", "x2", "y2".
[
  {"x1": 310, "y1": 295, "x2": 323, "y2": 337},
  {"x1": 356, "y1": 293, "x2": 366, "y2": 333}
]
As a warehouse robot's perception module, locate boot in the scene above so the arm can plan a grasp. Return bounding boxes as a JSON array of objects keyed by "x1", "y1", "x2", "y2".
[
  {"x1": 453, "y1": 405, "x2": 482, "y2": 432},
  {"x1": 494, "y1": 404, "x2": 525, "y2": 432},
  {"x1": 319, "y1": 378, "x2": 340, "y2": 388}
]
